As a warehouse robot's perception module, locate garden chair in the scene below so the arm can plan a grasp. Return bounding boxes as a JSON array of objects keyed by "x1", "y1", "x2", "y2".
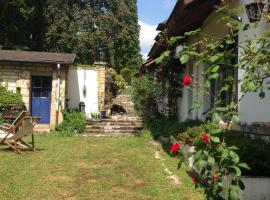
[{"x1": 0, "y1": 111, "x2": 40, "y2": 154}]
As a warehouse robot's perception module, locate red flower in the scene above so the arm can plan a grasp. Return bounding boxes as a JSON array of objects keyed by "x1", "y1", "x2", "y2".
[
  {"x1": 202, "y1": 134, "x2": 210, "y2": 143},
  {"x1": 171, "y1": 143, "x2": 181, "y2": 153},
  {"x1": 192, "y1": 176, "x2": 198, "y2": 184},
  {"x1": 183, "y1": 74, "x2": 192, "y2": 86}
]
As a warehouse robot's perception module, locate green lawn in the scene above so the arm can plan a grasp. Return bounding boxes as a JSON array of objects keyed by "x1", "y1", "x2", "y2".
[{"x1": 0, "y1": 133, "x2": 204, "y2": 200}]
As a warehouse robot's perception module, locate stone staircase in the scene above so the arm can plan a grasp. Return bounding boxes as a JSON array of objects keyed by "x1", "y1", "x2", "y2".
[
  {"x1": 83, "y1": 116, "x2": 143, "y2": 137},
  {"x1": 83, "y1": 93, "x2": 143, "y2": 136}
]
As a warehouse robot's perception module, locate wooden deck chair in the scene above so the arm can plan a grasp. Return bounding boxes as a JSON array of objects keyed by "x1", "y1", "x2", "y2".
[{"x1": 0, "y1": 111, "x2": 40, "y2": 154}]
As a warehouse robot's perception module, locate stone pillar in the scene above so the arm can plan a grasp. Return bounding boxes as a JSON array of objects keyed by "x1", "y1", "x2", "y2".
[{"x1": 94, "y1": 61, "x2": 106, "y2": 111}]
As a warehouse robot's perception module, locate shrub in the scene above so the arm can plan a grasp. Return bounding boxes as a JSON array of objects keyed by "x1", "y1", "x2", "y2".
[
  {"x1": 225, "y1": 132, "x2": 270, "y2": 177},
  {"x1": 131, "y1": 75, "x2": 159, "y2": 115},
  {"x1": 105, "y1": 68, "x2": 126, "y2": 105},
  {"x1": 178, "y1": 123, "x2": 217, "y2": 146},
  {"x1": 56, "y1": 110, "x2": 86, "y2": 134},
  {"x1": 120, "y1": 67, "x2": 133, "y2": 85},
  {"x1": 0, "y1": 84, "x2": 25, "y2": 119}
]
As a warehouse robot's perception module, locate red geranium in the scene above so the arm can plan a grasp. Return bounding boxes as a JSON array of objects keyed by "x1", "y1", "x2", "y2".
[
  {"x1": 192, "y1": 176, "x2": 198, "y2": 184},
  {"x1": 202, "y1": 134, "x2": 210, "y2": 143},
  {"x1": 171, "y1": 143, "x2": 181, "y2": 153},
  {"x1": 183, "y1": 74, "x2": 192, "y2": 86}
]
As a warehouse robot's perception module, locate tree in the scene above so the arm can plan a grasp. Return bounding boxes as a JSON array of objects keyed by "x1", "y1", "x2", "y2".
[
  {"x1": 0, "y1": 0, "x2": 142, "y2": 70},
  {"x1": 44, "y1": 0, "x2": 141, "y2": 70}
]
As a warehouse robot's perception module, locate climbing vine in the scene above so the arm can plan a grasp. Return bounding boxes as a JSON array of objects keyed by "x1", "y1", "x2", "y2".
[{"x1": 157, "y1": 2, "x2": 270, "y2": 200}]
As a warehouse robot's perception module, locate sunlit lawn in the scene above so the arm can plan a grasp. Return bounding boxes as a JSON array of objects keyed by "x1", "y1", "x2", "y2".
[{"x1": 0, "y1": 133, "x2": 204, "y2": 200}]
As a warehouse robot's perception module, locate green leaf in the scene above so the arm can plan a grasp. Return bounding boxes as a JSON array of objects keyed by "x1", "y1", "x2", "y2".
[
  {"x1": 155, "y1": 55, "x2": 164, "y2": 64},
  {"x1": 229, "y1": 166, "x2": 241, "y2": 176},
  {"x1": 209, "y1": 55, "x2": 219, "y2": 63},
  {"x1": 169, "y1": 36, "x2": 184, "y2": 46},
  {"x1": 209, "y1": 73, "x2": 219, "y2": 80},
  {"x1": 238, "y1": 179, "x2": 245, "y2": 190},
  {"x1": 238, "y1": 163, "x2": 251, "y2": 170},
  {"x1": 229, "y1": 189, "x2": 240, "y2": 200},
  {"x1": 210, "y1": 128, "x2": 222, "y2": 135},
  {"x1": 230, "y1": 151, "x2": 240, "y2": 163},
  {"x1": 259, "y1": 91, "x2": 266, "y2": 99},
  {"x1": 232, "y1": 115, "x2": 240, "y2": 125},
  {"x1": 230, "y1": 184, "x2": 240, "y2": 191},
  {"x1": 180, "y1": 54, "x2": 190, "y2": 64},
  {"x1": 211, "y1": 136, "x2": 220, "y2": 143},
  {"x1": 204, "y1": 80, "x2": 211, "y2": 89},
  {"x1": 247, "y1": 81, "x2": 256, "y2": 91},
  {"x1": 228, "y1": 146, "x2": 239, "y2": 151},
  {"x1": 212, "y1": 113, "x2": 221, "y2": 125},
  {"x1": 211, "y1": 65, "x2": 220, "y2": 73},
  {"x1": 208, "y1": 156, "x2": 215, "y2": 165},
  {"x1": 216, "y1": 107, "x2": 228, "y2": 112}
]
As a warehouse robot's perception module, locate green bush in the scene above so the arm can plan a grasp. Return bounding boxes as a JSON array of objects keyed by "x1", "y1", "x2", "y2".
[
  {"x1": 0, "y1": 84, "x2": 25, "y2": 118},
  {"x1": 56, "y1": 110, "x2": 86, "y2": 134},
  {"x1": 178, "y1": 122, "x2": 270, "y2": 177},
  {"x1": 120, "y1": 67, "x2": 133, "y2": 85},
  {"x1": 225, "y1": 132, "x2": 270, "y2": 177},
  {"x1": 131, "y1": 75, "x2": 159, "y2": 115},
  {"x1": 105, "y1": 68, "x2": 127, "y2": 105},
  {"x1": 178, "y1": 123, "x2": 217, "y2": 146}
]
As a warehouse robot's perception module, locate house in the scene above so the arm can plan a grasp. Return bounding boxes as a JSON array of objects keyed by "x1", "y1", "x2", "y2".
[
  {"x1": 141, "y1": 0, "x2": 270, "y2": 135},
  {"x1": 0, "y1": 50, "x2": 106, "y2": 130}
]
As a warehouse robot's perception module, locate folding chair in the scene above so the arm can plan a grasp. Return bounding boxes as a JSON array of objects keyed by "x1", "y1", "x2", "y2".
[{"x1": 0, "y1": 111, "x2": 40, "y2": 154}]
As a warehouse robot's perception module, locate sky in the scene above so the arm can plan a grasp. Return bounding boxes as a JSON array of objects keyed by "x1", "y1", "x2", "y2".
[{"x1": 137, "y1": 0, "x2": 177, "y2": 59}]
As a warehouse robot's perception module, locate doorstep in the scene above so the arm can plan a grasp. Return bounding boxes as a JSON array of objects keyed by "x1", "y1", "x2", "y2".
[{"x1": 34, "y1": 124, "x2": 51, "y2": 134}]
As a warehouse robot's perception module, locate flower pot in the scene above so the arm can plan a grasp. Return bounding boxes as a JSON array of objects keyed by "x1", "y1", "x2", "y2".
[{"x1": 100, "y1": 110, "x2": 106, "y2": 119}]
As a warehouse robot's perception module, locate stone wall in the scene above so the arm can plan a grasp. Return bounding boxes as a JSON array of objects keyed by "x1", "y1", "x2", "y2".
[
  {"x1": 95, "y1": 66, "x2": 106, "y2": 111},
  {"x1": 0, "y1": 61, "x2": 67, "y2": 128}
]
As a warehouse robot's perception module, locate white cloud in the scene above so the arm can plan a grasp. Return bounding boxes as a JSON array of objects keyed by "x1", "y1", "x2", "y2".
[{"x1": 139, "y1": 20, "x2": 158, "y2": 59}]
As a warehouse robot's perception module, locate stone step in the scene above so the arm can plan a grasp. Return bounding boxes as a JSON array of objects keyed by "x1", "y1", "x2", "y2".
[
  {"x1": 84, "y1": 128, "x2": 142, "y2": 133},
  {"x1": 87, "y1": 121, "x2": 143, "y2": 126},
  {"x1": 83, "y1": 130, "x2": 142, "y2": 136},
  {"x1": 86, "y1": 126, "x2": 143, "y2": 130}
]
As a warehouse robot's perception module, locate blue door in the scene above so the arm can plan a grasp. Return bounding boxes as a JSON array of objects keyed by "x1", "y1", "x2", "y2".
[{"x1": 31, "y1": 76, "x2": 52, "y2": 124}]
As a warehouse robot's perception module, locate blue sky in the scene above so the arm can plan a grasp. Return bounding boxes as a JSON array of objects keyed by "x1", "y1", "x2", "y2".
[{"x1": 137, "y1": 0, "x2": 177, "y2": 58}]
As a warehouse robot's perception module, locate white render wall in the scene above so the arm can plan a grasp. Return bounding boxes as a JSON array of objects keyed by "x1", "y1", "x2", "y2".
[
  {"x1": 238, "y1": 0, "x2": 270, "y2": 124},
  {"x1": 67, "y1": 67, "x2": 99, "y2": 118}
]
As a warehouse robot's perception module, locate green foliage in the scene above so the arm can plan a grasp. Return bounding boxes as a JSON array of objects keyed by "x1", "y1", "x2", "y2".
[
  {"x1": 0, "y1": 84, "x2": 25, "y2": 114},
  {"x1": 178, "y1": 123, "x2": 217, "y2": 146},
  {"x1": 56, "y1": 110, "x2": 86, "y2": 135},
  {"x1": 131, "y1": 75, "x2": 158, "y2": 115},
  {"x1": 105, "y1": 68, "x2": 126, "y2": 106},
  {"x1": 120, "y1": 67, "x2": 133, "y2": 85},
  {"x1": 225, "y1": 132, "x2": 270, "y2": 177},
  {"x1": 0, "y1": 0, "x2": 141, "y2": 70}
]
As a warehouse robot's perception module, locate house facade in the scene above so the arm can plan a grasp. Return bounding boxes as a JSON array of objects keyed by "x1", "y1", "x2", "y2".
[
  {"x1": 0, "y1": 50, "x2": 105, "y2": 129},
  {"x1": 142, "y1": 0, "x2": 270, "y2": 132}
]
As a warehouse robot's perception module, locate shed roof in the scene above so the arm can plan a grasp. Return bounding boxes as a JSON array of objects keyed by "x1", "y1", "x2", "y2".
[{"x1": 0, "y1": 50, "x2": 76, "y2": 64}]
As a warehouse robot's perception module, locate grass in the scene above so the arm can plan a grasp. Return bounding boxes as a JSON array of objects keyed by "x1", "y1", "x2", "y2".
[{"x1": 0, "y1": 133, "x2": 204, "y2": 200}]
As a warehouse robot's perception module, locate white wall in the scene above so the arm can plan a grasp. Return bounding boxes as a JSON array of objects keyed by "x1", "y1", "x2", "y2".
[
  {"x1": 67, "y1": 67, "x2": 99, "y2": 118},
  {"x1": 238, "y1": 1, "x2": 270, "y2": 124}
]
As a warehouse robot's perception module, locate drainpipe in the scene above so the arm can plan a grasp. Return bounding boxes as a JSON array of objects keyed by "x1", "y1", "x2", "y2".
[{"x1": 55, "y1": 63, "x2": 61, "y2": 126}]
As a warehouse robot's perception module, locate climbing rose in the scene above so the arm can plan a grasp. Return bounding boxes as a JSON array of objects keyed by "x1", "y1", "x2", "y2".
[
  {"x1": 192, "y1": 176, "x2": 198, "y2": 184},
  {"x1": 171, "y1": 143, "x2": 181, "y2": 153},
  {"x1": 183, "y1": 74, "x2": 192, "y2": 86},
  {"x1": 202, "y1": 134, "x2": 210, "y2": 143}
]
